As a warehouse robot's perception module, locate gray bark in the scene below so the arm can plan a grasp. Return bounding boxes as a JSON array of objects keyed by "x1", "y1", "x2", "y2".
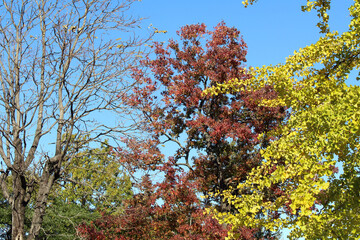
[{"x1": 0, "y1": 0, "x2": 151, "y2": 239}]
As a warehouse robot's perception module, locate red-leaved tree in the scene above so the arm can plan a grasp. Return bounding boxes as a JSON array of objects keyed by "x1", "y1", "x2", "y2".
[
  {"x1": 78, "y1": 162, "x2": 228, "y2": 239},
  {"x1": 78, "y1": 22, "x2": 286, "y2": 239}
]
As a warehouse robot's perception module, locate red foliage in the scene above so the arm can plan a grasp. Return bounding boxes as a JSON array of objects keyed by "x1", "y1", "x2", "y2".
[
  {"x1": 79, "y1": 22, "x2": 287, "y2": 239},
  {"x1": 78, "y1": 163, "x2": 228, "y2": 240},
  {"x1": 125, "y1": 21, "x2": 285, "y2": 203}
]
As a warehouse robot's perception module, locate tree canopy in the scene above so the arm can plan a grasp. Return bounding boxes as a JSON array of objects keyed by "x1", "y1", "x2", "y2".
[
  {"x1": 79, "y1": 22, "x2": 286, "y2": 239},
  {"x1": 0, "y1": 0, "x2": 150, "y2": 238},
  {"x1": 205, "y1": 0, "x2": 360, "y2": 239},
  {"x1": 2, "y1": 0, "x2": 357, "y2": 239}
]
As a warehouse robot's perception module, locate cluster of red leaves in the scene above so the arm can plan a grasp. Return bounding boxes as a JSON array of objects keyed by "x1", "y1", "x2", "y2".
[
  {"x1": 78, "y1": 163, "x2": 228, "y2": 240},
  {"x1": 126, "y1": 22, "x2": 285, "y2": 194},
  {"x1": 79, "y1": 22, "x2": 287, "y2": 239}
]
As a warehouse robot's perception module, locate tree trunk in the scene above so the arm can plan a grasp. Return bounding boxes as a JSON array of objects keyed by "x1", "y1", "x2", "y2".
[
  {"x1": 28, "y1": 160, "x2": 59, "y2": 240},
  {"x1": 12, "y1": 173, "x2": 27, "y2": 240},
  {"x1": 12, "y1": 205, "x2": 26, "y2": 240},
  {"x1": 28, "y1": 194, "x2": 47, "y2": 240}
]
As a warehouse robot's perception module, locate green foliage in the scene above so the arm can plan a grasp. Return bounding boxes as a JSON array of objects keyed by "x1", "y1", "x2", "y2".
[
  {"x1": 55, "y1": 140, "x2": 133, "y2": 214},
  {"x1": 206, "y1": 0, "x2": 360, "y2": 239},
  {"x1": 0, "y1": 140, "x2": 132, "y2": 239},
  {"x1": 38, "y1": 199, "x2": 100, "y2": 240},
  {"x1": 0, "y1": 195, "x2": 101, "y2": 240}
]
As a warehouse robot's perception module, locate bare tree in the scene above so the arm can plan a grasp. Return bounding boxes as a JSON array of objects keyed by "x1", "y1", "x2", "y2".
[{"x1": 0, "y1": 0, "x2": 151, "y2": 239}]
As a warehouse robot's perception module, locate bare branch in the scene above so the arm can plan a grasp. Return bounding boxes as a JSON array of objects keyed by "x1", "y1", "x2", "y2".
[{"x1": 0, "y1": 0, "x2": 153, "y2": 239}]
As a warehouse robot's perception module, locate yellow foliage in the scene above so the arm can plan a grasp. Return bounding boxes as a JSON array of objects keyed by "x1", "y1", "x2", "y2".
[{"x1": 206, "y1": 0, "x2": 360, "y2": 239}]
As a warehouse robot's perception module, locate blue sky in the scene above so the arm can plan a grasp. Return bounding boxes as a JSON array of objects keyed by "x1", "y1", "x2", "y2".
[
  {"x1": 131, "y1": 0, "x2": 353, "y2": 71},
  {"x1": 127, "y1": 2, "x2": 355, "y2": 239}
]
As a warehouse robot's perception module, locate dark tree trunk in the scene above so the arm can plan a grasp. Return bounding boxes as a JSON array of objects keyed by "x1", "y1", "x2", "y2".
[
  {"x1": 12, "y1": 173, "x2": 27, "y2": 240},
  {"x1": 28, "y1": 160, "x2": 59, "y2": 240}
]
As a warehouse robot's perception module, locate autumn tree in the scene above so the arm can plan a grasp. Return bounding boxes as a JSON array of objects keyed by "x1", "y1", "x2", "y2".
[
  {"x1": 78, "y1": 162, "x2": 228, "y2": 240},
  {"x1": 81, "y1": 22, "x2": 286, "y2": 239},
  {"x1": 207, "y1": 1, "x2": 360, "y2": 239},
  {"x1": 127, "y1": 21, "x2": 284, "y2": 206},
  {"x1": 0, "y1": 0, "x2": 151, "y2": 239}
]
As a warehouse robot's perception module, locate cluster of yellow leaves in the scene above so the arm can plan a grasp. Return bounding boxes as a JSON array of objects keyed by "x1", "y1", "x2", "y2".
[{"x1": 206, "y1": 1, "x2": 360, "y2": 239}]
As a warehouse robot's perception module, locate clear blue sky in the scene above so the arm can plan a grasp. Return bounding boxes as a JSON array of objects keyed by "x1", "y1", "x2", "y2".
[
  {"x1": 127, "y1": 2, "x2": 355, "y2": 239},
  {"x1": 131, "y1": 0, "x2": 353, "y2": 73}
]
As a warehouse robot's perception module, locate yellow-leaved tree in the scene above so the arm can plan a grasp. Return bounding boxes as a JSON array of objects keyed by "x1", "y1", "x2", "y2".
[{"x1": 205, "y1": 0, "x2": 360, "y2": 239}]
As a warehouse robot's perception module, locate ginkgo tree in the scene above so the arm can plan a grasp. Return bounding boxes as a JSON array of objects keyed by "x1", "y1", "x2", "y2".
[{"x1": 206, "y1": 0, "x2": 360, "y2": 239}]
